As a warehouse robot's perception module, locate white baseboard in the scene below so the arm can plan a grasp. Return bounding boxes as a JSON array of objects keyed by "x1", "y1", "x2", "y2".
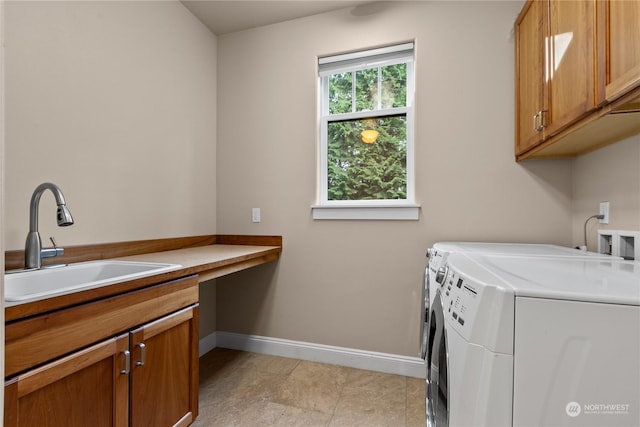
[
  {"x1": 200, "y1": 331, "x2": 426, "y2": 379},
  {"x1": 199, "y1": 331, "x2": 218, "y2": 356}
]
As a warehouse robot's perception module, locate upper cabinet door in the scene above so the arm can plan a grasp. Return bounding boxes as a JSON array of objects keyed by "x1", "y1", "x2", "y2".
[
  {"x1": 515, "y1": 0, "x2": 640, "y2": 160},
  {"x1": 600, "y1": 0, "x2": 640, "y2": 102},
  {"x1": 545, "y1": 0, "x2": 597, "y2": 136},
  {"x1": 515, "y1": 0, "x2": 599, "y2": 157},
  {"x1": 515, "y1": 0, "x2": 547, "y2": 155}
]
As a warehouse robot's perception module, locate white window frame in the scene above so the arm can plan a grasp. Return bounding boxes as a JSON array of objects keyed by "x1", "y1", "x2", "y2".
[{"x1": 313, "y1": 43, "x2": 419, "y2": 220}]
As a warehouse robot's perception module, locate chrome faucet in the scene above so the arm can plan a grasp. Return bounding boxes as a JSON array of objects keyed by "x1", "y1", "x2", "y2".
[{"x1": 24, "y1": 183, "x2": 74, "y2": 269}]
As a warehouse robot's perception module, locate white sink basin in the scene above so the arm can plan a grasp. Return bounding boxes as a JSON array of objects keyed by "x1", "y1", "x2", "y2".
[{"x1": 5, "y1": 260, "x2": 182, "y2": 305}]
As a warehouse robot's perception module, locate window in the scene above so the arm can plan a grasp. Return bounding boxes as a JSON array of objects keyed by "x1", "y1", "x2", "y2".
[{"x1": 314, "y1": 43, "x2": 419, "y2": 220}]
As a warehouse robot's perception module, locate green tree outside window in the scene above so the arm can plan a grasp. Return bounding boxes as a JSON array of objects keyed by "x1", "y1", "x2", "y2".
[{"x1": 326, "y1": 64, "x2": 408, "y2": 201}]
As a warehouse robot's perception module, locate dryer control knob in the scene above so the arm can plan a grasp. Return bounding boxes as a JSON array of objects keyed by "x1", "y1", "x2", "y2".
[
  {"x1": 435, "y1": 266, "x2": 448, "y2": 284},
  {"x1": 426, "y1": 248, "x2": 434, "y2": 258}
]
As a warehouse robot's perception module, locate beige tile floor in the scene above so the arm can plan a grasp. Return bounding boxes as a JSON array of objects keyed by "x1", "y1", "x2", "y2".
[{"x1": 193, "y1": 348, "x2": 426, "y2": 427}]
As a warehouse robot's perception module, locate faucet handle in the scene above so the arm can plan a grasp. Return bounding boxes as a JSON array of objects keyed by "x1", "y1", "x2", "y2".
[{"x1": 41, "y1": 236, "x2": 64, "y2": 259}]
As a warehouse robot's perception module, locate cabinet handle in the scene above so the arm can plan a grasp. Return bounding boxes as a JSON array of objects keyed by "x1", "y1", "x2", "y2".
[
  {"x1": 121, "y1": 350, "x2": 131, "y2": 374},
  {"x1": 136, "y1": 343, "x2": 146, "y2": 367},
  {"x1": 538, "y1": 109, "x2": 548, "y2": 130},
  {"x1": 534, "y1": 109, "x2": 548, "y2": 132},
  {"x1": 540, "y1": 110, "x2": 549, "y2": 129}
]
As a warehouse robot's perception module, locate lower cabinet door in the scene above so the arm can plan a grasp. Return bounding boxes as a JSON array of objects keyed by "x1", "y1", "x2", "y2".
[
  {"x1": 4, "y1": 333, "x2": 130, "y2": 427},
  {"x1": 129, "y1": 305, "x2": 199, "y2": 427}
]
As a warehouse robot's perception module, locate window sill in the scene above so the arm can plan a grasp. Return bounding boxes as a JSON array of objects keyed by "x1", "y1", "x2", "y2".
[{"x1": 311, "y1": 204, "x2": 420, "y2": 220}]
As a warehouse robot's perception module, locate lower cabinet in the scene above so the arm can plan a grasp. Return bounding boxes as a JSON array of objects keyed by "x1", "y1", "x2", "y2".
[
  {"x1": 4, "y1": 334, "x2": 130, "y2": 427},
  {"x1": 4, "y1": 302, "x2": 199, "y2": 427},
  {"x1": 130, "y1": 306, "x2": 199, "y2": 427}
]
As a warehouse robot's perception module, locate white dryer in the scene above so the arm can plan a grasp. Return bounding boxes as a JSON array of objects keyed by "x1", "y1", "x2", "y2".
[
  {"x1": 420, "y1": 242, "x2": 618, "y2": 359},
  {"x1": 426, "y1": 252, "x2": 640, "y2": 427}
]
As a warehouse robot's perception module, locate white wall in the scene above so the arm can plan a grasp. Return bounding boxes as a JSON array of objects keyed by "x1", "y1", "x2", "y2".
[
  {"x1": 1, "y1": 0, "x2": 6, "y2": 417},
  {"x1": 215, "y1": 1, "x2": 573, "y2": 357},
  {"x1": 4, "y1": 0, "x2": 219, "y2": 341},
  {"x1": 572, "y1": 135, "x2": 640, "y2": 250},
  {"x1": 4, "y1": 1, "x2": 217, "y2": 250}
]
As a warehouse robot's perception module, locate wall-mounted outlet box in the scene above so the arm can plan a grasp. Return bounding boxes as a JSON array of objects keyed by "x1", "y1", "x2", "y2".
[
  {"x1": 599, "y1": 201, "x2": 610, "y2": 224},
  {"x1": 597, "y1": 230, "x2": 640, "y2": 260},
  {"x1": 598, "y1": 231, "x2": 614, "y2": 256},
  {"x1": 619, "y1": 231, "x2": 640, "y2": 261}
]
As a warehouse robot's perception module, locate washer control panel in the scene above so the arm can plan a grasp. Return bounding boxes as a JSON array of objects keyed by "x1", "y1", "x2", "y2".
[
  {"x1": 427, "y1": 249, "x2": 448, "y2": 284},
  {"x1": 440, "y1": 268, "x2": 480, "y2": 335},
  {"x1": 436, "y1": 253, "x2": 516, "y2": 352}
]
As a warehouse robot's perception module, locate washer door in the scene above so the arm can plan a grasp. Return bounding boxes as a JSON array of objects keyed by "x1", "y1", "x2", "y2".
[{"x1": 426, "y1": 290, "x2": 449, "y2": 427}]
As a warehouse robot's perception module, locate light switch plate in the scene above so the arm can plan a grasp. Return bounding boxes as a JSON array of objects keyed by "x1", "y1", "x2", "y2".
[{"x1": 252, "y1": 208, "x2": 261, "y2": 223}]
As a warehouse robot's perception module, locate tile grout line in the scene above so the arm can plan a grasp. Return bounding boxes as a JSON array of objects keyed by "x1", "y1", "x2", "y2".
[
  {"x1": 404, "y1": 376, "x2": 409, "y2": 426},
  {"x1": 326, "y1": 367, "x2": 350, "y2": 427},
  {"x1": 196, "y1": 349, "x2": 425, "y2": 426}
]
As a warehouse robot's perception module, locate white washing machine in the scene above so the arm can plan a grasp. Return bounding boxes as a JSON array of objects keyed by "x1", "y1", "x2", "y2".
[
  {"x1": 426, "y1": 252, "x2": 640, "y2": 426},
  {"x1": 420, "y1": 242, "x2": 619, "y2": 359}
]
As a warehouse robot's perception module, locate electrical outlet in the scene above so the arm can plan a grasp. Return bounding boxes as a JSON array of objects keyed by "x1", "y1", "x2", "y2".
[
  {"x1": 252, "y1": 208, "x2": 261, "y2": 223},
  {"x1": 599, "y1": 202, "x2": 609, "y2": 224}
]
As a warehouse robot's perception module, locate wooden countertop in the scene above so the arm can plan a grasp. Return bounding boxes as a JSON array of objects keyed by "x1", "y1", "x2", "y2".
[
  {"x1": 5, "y1": 235, "x2": 282, "y2": 323},
  {"x1": 116, "y1": 244, "x2": 281, "y2": 283}
]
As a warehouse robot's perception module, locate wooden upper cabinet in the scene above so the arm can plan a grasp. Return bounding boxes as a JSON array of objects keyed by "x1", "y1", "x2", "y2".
[
  {"x1": 515, "y1": 0, "x2": 640, "y2": 160},
  {"x1": 545, "y1": 0, "x2": 597, "y2": 134},
  {"x1": 599, "y1": 0, "x2": 640, "y2": 102},
  {"x1": 515, "y1": 0, "x2": 598, "y2": 156},
  {"x1": 516, "y1": 0, "x2": 546, "y2": 154}
]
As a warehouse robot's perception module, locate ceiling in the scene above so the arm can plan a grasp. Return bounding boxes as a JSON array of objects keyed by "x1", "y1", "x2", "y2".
[{"x1": 180, "y1": 1, "x2": 375, "y2": 35}]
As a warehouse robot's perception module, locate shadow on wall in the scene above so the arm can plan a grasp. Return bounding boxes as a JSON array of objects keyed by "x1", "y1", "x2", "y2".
[
  {"x1": 518, "y1": 157, "x2": 573, "y2": 208},
  {"x1": 215, "y1": 262, "x2": 280, "y2": 335}
]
